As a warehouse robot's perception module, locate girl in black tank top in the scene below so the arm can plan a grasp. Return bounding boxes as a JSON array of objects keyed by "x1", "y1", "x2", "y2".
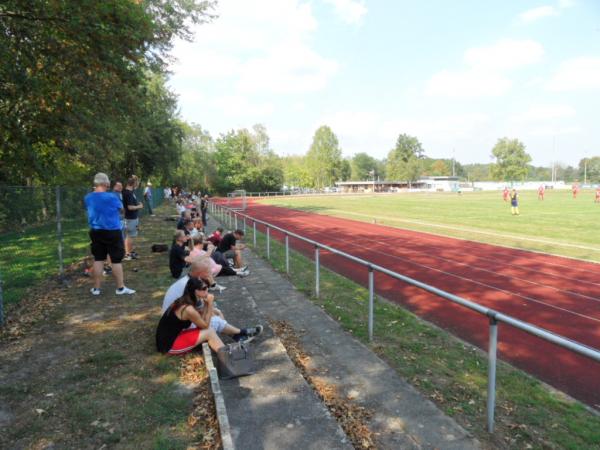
[{"x1": 155, "y1": 278, "x2": 225, "y2": 354}]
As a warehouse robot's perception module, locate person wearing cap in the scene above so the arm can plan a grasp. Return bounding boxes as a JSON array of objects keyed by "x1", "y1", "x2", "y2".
[
  {"x1": 84, "y1": 173, "x2": 136, "y2": 296},
  {"x1": 143, "y1": 181, "x2": 154, "y2": 216}
]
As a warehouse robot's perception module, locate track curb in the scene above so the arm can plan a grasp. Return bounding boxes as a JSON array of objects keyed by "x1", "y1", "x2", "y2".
[{"x1": 202, "y1": 343, "x2": 234, "y2": 450}]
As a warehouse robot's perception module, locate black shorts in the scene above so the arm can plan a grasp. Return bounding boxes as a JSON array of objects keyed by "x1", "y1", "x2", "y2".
[{"x1": 90, "y1": 229, "x2": 125, "y2": 263}]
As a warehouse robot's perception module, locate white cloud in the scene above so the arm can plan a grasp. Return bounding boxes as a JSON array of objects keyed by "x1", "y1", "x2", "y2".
[
  {"x1": 518, "y1": 1, "x2": 575, "y2": 23},
  {"x1": 425, "y1": 39, "x2": 543, "y2": 98},
  {"x1": 519, "y1": 6, "x2": 559, "y2": 23},
  {"x1": 211, "y1": 95, "x2": 275, "y2": 117},
  {"x1": 529, "y1": 125, "x2": 582, "y2": 137},
  {"x1": 426, "y1": 69, "x2": 512, "y2": 98},
  {"x1": 545, "y1": 57, "x2": 600, "y2": 91},
  {"x1": 512, "y1": 105, "x2": 576, "y2": 122},
  {"x1": 558, "y1": 0, "x2": 575, "y2": 9},
  {"x1": 322, "y1": 0, "x2": 368, "y2": 25},
  {"x1": 464, "y1": 39, "x2": 544, "y2": 71},
  {"x1": 169, "y1": 0, "x2": 338, "y2": 96}
]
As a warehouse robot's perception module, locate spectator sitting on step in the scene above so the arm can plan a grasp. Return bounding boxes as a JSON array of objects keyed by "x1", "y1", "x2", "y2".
[
  {"x1": 177, "y1": 210, "x2": 192, "y2": 230},
  {"x1": 191, "y1": 218, "x2": 204, "y2": 238},
  {"x1": 215, "y1": 229, "x2": 248, "y2": 271},
  {"x1": 170, "y1": 230, "x2": 192, "y2": 279},
  {"x1": 160, "y1": 261, "x2": 262, "y2": 349},
  {"x1": 156, "y1": 277, "x2": 262, "y2": 355},
  {"x1": 190, "y1": 235, "x2": 240, "y2": 279},
  {"x1": 207, "y1": 227, "x2": 224, "y2": 247},
  {"x1": 182, "y1": 219, "x2": 195, "y2": 238}
]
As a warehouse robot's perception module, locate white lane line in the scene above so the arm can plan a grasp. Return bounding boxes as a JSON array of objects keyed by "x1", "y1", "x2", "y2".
[
  {"x1": 345, "y1": 238, "x2": 600, "y2": 304},
  {"x1": 371, "y1": 234, "x2": 600, "y2": 289},
  {"x1": 249, "y1": 207, "x2": 600, "y2": 321},
  {"x1": 315, "y1": 235, "x2": 600, "y2": 324}
]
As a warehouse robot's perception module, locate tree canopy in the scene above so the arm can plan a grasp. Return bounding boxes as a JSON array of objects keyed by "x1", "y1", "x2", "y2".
[
  {"x1": 386, "y1": 134, "x2": 425, "y2": 181},
  {"x1": 490, "y1": 138, "x2": 532, "y2": 182},
  {"x1": 0, "y1": 0, "x2": 214, "y2": 185},
  {"x1": 306, "y1": 126, "x2": 343, "y2": 188}
]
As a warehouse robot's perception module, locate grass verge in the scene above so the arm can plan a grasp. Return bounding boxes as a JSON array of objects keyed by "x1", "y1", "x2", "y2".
[
  {"x1": 240, "y1": 221, "x2": 600, "y2": 450},
  {"x1": 0, "y1": 206, "x2": 219, "y2": 449}
]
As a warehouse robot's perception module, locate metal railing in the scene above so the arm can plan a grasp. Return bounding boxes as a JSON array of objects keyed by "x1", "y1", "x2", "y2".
[{"x1": 209, "y1": 201, "x2": 600, "y2": 433}]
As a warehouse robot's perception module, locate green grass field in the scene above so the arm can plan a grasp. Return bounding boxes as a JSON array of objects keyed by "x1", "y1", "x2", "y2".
[
  {"x1": 0, "y1": 219, "x2": 90, "y2": 306},
  {"x1": 261, "y1": 189, "x2": 600, "y2": 262}
]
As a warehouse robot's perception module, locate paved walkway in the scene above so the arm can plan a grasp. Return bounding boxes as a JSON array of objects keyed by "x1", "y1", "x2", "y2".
[{"x1": 208, "y1": 220, "x2": 481, "y2": 449}]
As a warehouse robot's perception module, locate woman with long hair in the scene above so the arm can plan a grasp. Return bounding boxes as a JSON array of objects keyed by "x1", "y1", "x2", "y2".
[{"x1": 156, "y1": 278, "x2": 262, "y2": 355}]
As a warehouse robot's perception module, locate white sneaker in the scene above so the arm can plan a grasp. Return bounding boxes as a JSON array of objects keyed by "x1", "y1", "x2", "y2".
[
  {"x1": 90, "y1": 288, "x2": 101, "y2": 296},
  {"x1": 116, "y1": 286, "x2": 136, "y2": 295},
  {"x1": 237, "y1": 269, "x2": 250, "y2": 278},
  {"x1": 209, "y1": 283, "x2": 227, "y2": 293}
]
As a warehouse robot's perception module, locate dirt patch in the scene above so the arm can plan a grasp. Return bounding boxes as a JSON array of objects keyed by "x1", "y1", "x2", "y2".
[{"x1": 270, "y1": 319, "x2": 376, "y2": 449}]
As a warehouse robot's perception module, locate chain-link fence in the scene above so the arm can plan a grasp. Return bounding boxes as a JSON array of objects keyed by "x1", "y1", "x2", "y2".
[{"x1": 0, "y1": 185, "x2": 166, "y2": 325}]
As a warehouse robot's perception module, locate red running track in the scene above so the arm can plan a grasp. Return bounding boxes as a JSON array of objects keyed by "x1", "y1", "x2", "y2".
[{"x1": 229, "y1": 200, "x2": 600, "y2": 410}]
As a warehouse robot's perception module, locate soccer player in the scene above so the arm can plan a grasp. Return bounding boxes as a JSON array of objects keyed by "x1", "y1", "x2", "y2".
[
  {"x1": 595, "y1": 187, "x2": 600, "y2": 203},
  {"x1": 538, "y1": 184, "x2": 545, "y2": 201},
  {"x1": 572, "y1": 183, "x2": 579, "y2": 199},
  {"x1": 510, "y1": 189, "x2": 519, "y2": 215},
  {"x1": 502, "y1": 187, "x2": 509, "y2": 202}
]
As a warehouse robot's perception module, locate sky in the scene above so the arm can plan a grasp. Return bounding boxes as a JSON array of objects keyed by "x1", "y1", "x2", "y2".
[{"x1": 167, "y1": 0, "x2": 600, "y2": 167}]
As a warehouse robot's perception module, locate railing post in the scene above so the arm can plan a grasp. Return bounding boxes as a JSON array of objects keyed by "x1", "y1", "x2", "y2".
[
  {"x1": 315, "y1": 246, "x2": 320, "y2": 298},
  {"x1": 243, "y1": 217, "x2": 246, "y2": 234},
  {"x1": 266, "y1": 226, "x2": 270, "y2": 259},
  {"x1": 56, "y1": 186, "x2": 64, "y2": 278},
  {"x1": 285, "y1": 234, "x2": 289, "y2": 274},
  {"x1": 253, "y1": 221, "x2": 257, "y2": 247},
  {"x1": 487, "y1": 316, "x2": 498, "y2": 433},
  {"x1": 368, "y1": 266, "x2": 374, "y2": 342},
  {"x1": 235, "y1": 213, "x2": 238, "y2": 230}
]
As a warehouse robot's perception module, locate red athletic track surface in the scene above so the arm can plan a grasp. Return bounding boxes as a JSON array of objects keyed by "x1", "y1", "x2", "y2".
[{"x1": 219, "y1": 199, "x2": 600, "y2": 410}]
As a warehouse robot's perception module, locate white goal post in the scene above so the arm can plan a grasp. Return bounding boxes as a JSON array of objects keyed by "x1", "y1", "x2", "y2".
[{"x1": 227, "y1": 189, "x2": 247, "y2": 211}]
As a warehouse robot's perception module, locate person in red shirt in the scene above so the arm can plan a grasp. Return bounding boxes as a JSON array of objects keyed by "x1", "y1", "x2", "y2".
[
  {"x1": 207, "y1": 227, "x2": 224, "y2": 246},
  {"x1": 502, "y1": 187, "x2": 509, "y2": 202},
  {"x1": 538, "y1": 184, "x2": 545, "y2": 200},
  {"x1": 572, "y1": 183, "x2": 579, "y2": 199},
  {"x1": 595, "y1": 187, "x2": 600, "y2": 203}
]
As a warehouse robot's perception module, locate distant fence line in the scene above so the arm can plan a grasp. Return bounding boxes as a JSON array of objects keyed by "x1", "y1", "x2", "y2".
[
  {"x1": 209, "y1": 200, "x2": 600, "y2": 434},
  {"x1": 0, "y1": 185, "x2": 166, "y2": 326}
]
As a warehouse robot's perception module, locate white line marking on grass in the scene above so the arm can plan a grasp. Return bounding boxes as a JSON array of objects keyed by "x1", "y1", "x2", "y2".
[{"x1": 336, "y1": 210, "x2": 600, "y2": 253}]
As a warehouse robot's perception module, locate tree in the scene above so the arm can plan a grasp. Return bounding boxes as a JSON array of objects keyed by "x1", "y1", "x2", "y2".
[
  {"x1": 579, "y1": 156, "x2": 600, "y2": 184},
  {"x1": 0, "y1": 0, "x2": 214, "y2": 185},
  {"x1": 386, "y1": 134, "x2": 425, "y2": 181},
  {"x1": 282, "y1": 155, "x2": 312, "y2": 188},
  {"x1": 306, "y1": 126, "x2": 343, "y2": 188},
  {"x1": 172, "y1": 123, "x2": 215, "y2": 191},
  {"x1": 213, "y1": 126, "x2": 283, "y2": 194},
  {"x1": 351, "y1": 153, "x2": 378, "y2": 180},
  {"x1": 490, "y1": 138, "x2": 531, "y2": 181}
]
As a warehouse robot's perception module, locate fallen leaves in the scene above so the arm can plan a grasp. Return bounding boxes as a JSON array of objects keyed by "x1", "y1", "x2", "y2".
[{"x1": 270, "y1": 319, "x2": 377, "y2": 449}]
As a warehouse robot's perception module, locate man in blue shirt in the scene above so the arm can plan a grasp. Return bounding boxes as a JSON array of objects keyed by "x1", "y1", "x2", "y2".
[{"x1": 84, "y1": 173, "x2": 136, "y2": 296}]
